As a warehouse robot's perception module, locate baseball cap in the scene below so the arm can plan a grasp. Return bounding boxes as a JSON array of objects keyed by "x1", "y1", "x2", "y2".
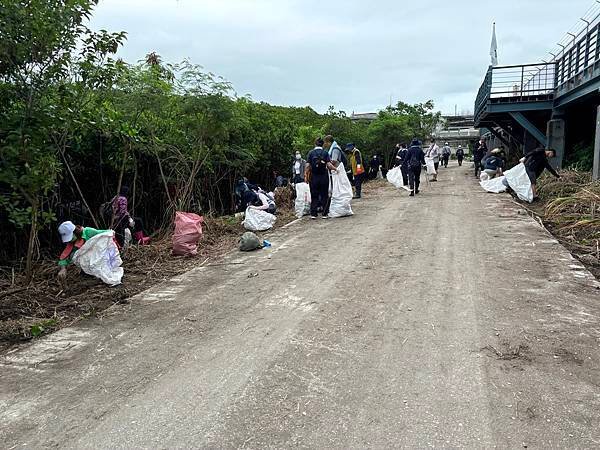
[{"x1": 58, "y1": 221, "x2": 76, "y2": 243}]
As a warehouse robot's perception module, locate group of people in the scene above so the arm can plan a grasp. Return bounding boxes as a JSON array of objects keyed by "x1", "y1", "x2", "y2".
[
  {"x1": 392, "y1": 138, "x2": 464, "y2": 196},
  {"x1": 57, "y1": 186, "x2": 150, "y2": 283},
  {"x1": 303, "y1": 135, "x2": 364, "y2": 218},
  {"x1": 474, "y1": 138, "x2": 561, "y2": 200}
]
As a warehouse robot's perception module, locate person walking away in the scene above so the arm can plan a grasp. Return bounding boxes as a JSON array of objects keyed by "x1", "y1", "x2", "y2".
[
  {"x1": 112, "y1": 186, "x2": 134, "y2": 247},
  {"x1": 521, "y1": 148, "x2": 560, "y2": 200},
  {"x1": 395, "y1": 143, "x2": 409, "y2": 186},
  {"x1": 456, "y1": 145, "x2": 465, "y2": 166},
  {"x1": 407, "y1": 139, "x2": 426, "y2": 197},
  {"x1": 441, "y1": 142, "x2": 452, "y2": 168},
  {"x1": 346, "y1": 143, "x2": 365, "y2": 199},
  {"x1": 425, "y1": 139, "x2": 440, "y2": 181},
  {"x1": 292, "y1": 151, "x2": 307, "y2": 184},
  {"x1": 473, "y1": 139, "x2": 487, "y2": 178},
  {"x1": 306, "y1": 138, "x2": 337, "y2": 219},
  {"x1": 57, "y1": 221, "x2": 111, "y2": 286}
]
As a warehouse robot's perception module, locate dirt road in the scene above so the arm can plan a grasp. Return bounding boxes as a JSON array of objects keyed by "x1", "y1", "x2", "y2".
[{"x1": 2, "y1": 164, "x2": 600, "y2": 449}]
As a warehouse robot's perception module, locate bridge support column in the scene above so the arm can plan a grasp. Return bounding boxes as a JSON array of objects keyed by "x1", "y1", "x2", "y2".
[
  {"x1": 594, "y1": 106, "x2": 600, "y2": 181},
  {"x1": 546, "y1": 116, "x2": 566, "y2": 169}
]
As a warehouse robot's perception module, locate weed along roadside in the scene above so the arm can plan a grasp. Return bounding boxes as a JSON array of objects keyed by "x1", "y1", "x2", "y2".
[{"x1": 0, "y1": 208, "x2": 299, "y2": 350}]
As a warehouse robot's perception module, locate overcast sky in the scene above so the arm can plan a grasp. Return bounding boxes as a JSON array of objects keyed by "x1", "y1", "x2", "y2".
[{"x1": 90, "y1": 0, "x2": 594, "y2": 115}]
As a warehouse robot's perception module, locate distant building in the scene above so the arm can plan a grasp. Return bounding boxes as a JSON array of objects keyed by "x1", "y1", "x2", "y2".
[
  {"x1": 434, "y1": 115, "x2": 479, "y2": 153},
  {"x1": 350, "y1": 112, "x2": 378, "y2": 122}
]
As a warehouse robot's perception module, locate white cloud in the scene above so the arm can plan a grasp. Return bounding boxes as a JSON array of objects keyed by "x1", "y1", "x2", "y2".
[{"x1": 90, "y1": 0, "x2": 596, "y2": 114}]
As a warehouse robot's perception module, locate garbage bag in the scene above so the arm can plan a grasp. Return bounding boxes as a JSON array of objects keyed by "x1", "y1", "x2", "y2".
[
  {"x1": 425, "y1": 157, "x2": 437, "y2": 175},
  {"x1": 386, "y1": 167, "x2": 404, "y2": 189},
  {"x1": 239, "y1": 232, "x2": 262, "y2": 252},
  {"x1": 480, "y1": 175, "x2": 508, "y2": 193},
  {"x1": 329, "y1": 163, "x2": 354, "y2": 218},
  {"x1": 173, "y1": 212, "x2": 204, "y2": 256},
  {"x1": 294, "y1": 182, "x2": 311, "y2": 218},
  {"x1": 243, "y1": 207, "x2": 277, "y2": 231},
  {"x1": 504, "y1": 163, "x2": 534, "y2": 203},
  {"x1": 72, "y1": 231, "x2": 123, "y2": 286}
]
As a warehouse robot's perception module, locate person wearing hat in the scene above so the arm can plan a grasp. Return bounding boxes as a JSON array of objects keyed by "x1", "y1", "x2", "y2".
[
  {"x1": 456, "y1": 145, "x2": 465, "y2": 166},
  {"x1": 345, "y1": 143, "x2": 365, "y2": 199},
  {"x1": 441, "y1": 142, "x2": 452, "y2": 168},
  {"x1": 57, "y1": 221, "x2": 110, "y2": 283},
  {"x1": 406, "y1": 139, "x2": 426, "y2": 197}
]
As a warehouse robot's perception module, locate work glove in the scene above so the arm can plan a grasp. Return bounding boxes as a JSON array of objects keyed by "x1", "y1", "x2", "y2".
[{"x1": 129, "y1": 217, "x2": 135, "y2": 227}]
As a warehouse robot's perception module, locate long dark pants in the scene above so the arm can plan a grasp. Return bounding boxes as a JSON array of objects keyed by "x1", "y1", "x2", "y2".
[
  {"x1": 474, "y1": 159, "x2": 482, "y2": 177},
  {"x1": 442, "y1": 155, "x2": 449, "y2": 168},
  {"x1": 408, "y1": 166, "x2": 421, "y2": 192},
  {"x1": 310, "y1": 175, "x2": 330, "y2": 217},
  {"x1": 354, "y1": 173, "x2": 364, "y2": 197},
  {"x1": 457, "y1": 157, "x2": 463, "y2": 166},
  {"x1": 400, "y1": 165, "x2": 409, "y2": 186}
]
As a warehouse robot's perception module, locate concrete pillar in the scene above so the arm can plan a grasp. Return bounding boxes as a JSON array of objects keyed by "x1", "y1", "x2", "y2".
[
  {"x1": 594, "y1": 106, "x2": 600, "y2": 181},
  {"x1": 547, "y1": 117, "x2": 566, "y2": 169}
]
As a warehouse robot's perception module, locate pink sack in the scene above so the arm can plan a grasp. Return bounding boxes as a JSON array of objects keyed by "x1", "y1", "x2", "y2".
[{"x1": 172, "y1": 212, "x2": 204, "y2": 256}]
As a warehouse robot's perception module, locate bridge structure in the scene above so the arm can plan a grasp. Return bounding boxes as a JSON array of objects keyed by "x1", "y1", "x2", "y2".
[{"x1": 474, "y1": 11, "x2": 600, "y2": 179}]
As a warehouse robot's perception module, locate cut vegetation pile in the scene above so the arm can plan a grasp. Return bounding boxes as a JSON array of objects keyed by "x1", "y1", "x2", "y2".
[
  {"x1": 0, "y1": 211, "x2": 294, "y2": 350},
  {"x1": 535, "y1": 170, "x2": 600, "y2": 277}
]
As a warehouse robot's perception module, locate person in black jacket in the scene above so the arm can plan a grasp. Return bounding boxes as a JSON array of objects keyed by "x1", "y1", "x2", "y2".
[
  {"x1": 395, "y1": 143, "x2": 409, "y2": 186},
  {"x1": 406, "y1": 139, "x2": 426, "y2": 197},
  {"x1": 473, "y1": 139, "x2": 487, "y2": 177},
  {"x1": 521, "y1": 148, "x2": 560, "y2": 199},
  {"x1": 456, "y1": 145, "x2": 465, "y2": 166}
]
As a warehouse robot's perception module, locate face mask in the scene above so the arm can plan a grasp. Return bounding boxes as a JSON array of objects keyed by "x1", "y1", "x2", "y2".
[{"x1": 295, "y1": 154, "x2": 301, "y2": 160}]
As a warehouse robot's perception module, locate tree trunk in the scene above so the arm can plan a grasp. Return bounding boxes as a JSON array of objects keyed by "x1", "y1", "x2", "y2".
[{"x1": 24, "y1": 201, "x2": 38, "y2": 285}]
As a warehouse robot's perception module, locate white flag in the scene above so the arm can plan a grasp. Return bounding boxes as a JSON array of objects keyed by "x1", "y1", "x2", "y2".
[{"x1": 490, "y1": 22, "x2": 498, "y2": 66}]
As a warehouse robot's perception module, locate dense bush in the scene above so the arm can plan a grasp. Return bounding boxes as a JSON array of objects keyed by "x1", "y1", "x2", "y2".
[{"x1": 0, "y1": 0, "x2": 441, "y2": 275}]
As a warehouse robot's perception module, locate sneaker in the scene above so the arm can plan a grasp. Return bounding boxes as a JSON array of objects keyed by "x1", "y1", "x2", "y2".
[
  {"x1": 322, "y1": 215, "x2": 329, "y2": 219},
  {"x1": 409, "y1": 191, "x2": 415, "y2": 197},
  {"x1": 310, "y1": 216, "x2": 317, "y2": 220},
  {"x1": 415, "y1": 189, "x2": 420, "y2": 195}
]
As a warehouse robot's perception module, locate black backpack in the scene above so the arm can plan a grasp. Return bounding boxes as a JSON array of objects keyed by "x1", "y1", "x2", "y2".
[
  {"x1": 409, "y1": 147, "x2": 422, "y2": 169},
  {"x1": 310, "y1": 149, "x2": 328, "y2": 175}
]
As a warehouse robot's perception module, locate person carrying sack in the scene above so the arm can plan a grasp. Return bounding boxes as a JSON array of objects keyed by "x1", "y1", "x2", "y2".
[
  {"x1": 407, "y1": 138, "x2": 426, "y2": 197},
  {"x1": 306, "y1": 137, "x2": 337, "y2": 219}
]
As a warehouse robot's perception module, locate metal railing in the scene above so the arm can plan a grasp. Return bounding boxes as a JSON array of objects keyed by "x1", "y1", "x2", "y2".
[
  {"x1": 475, "y1": 62, "x2": 556, "y2": 121},
  {"x1": 555, "y1": 20, "x2": 600, "y2": 91}
]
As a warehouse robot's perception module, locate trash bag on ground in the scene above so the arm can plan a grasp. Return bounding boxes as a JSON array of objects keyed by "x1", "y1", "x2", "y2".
[
  {"x1": 480, "y1": 175, "x2": 508, "y2": 193},
  {"x1": 173, "y1": 212, "x2": 204, "y2": 256},
  {"x1": 386, "y1": 166, "x2": 404, "y2": 189},
  {"x1": 72, "y1": 231, "x2": 123, "y2": 286},
  {"x1": 329, "y1": 163, "x2": 354, "y2": 218},
  {"x1": 243, "y1": 207, "x2": 277, "y2": 231},
  {"x1": 504, "y1": 163, "x2": 534, "y2": 203},
  {"x1": 425, "y1": 157, "x2": 437, "y2": 175},
  {"x1": 239, "y1": 232, "x2": 263, "y2": 251},
  {"x1": 294, "y1": 182, "x2": 311, "y2": 218}
]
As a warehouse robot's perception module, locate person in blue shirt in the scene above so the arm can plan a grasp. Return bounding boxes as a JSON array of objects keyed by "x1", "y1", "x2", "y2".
[{"x1": 306, "y1": 137, "x2": 337, "y2": 219}]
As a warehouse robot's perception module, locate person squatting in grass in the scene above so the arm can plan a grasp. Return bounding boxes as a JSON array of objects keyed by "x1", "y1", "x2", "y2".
[{"x1": 522, "y1": 148, "x2": 560, "y2": 200}]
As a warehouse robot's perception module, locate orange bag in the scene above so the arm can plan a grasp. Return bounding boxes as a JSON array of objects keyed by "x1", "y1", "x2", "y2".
[{"x1": 172, "y1": 212, "x2": 204, "y2": 256}]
